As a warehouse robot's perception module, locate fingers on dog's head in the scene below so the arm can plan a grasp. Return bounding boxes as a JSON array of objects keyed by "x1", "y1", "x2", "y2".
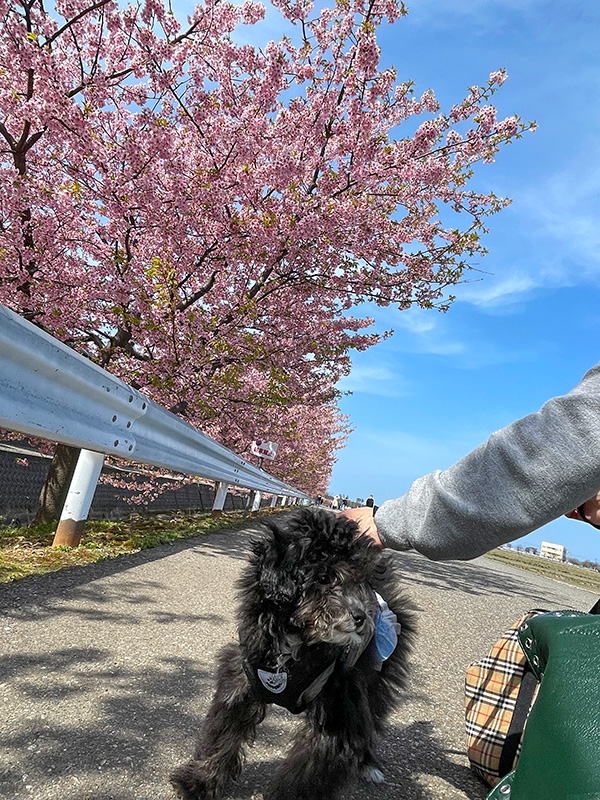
[{"x1": 251, "y1": 508, "x2": 379, "y2": 608}]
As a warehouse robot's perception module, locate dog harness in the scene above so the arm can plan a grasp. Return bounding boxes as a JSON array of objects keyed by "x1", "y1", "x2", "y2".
[
  {"x1": 243, "y1": 641, "x2": 343, "y2": 714},
  {"x1": 242, "y1": 592, "x2": 401, "y2": 714}
]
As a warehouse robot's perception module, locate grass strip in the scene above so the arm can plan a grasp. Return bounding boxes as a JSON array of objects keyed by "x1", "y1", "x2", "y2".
[
  {"x1": 485, "y1": 547, "x2": 600, "y2": 594},
  {"x1": 0, "y1": 509, "x2": 278, "y2": 584}
]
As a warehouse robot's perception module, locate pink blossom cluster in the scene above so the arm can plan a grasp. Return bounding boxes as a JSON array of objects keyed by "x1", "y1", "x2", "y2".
[{"x1": 0, "y1": 0, "x2": 534, "y2": 497}]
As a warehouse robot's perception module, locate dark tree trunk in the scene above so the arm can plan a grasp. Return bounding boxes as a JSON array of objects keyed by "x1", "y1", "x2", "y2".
[{"x1": 32, "y1": 443, "x2": 80, "y2": 525}]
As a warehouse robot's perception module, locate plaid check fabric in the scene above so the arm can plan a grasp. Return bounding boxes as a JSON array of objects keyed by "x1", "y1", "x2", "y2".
[{"x1": 465, "y1": 611, "x2": 542, "y2": 786}]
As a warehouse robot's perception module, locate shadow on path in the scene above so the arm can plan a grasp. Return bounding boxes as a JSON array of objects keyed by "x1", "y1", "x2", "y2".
[
  {"x1": 1, "y1": 634, "x2": 486, "y2": 800},
  {"x1": 3, "y1": 512, "x2": 570, "y2": 800},
  {"x1": 0, "y1": 518, "x2": 267, "y2": 619},
  {"x1": 389, "y1": 550, "x2": 588, "y2": 609}
]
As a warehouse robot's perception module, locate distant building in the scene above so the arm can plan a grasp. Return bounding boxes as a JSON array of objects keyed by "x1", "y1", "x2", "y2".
[{"x1": 540, "y1": 541, "x2": 566, "y2": 562}]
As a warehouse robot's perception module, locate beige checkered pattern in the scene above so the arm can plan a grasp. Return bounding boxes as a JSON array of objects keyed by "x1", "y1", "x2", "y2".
[{"x1": 465, "y1": 611, "x2": 541, "y2": 786}]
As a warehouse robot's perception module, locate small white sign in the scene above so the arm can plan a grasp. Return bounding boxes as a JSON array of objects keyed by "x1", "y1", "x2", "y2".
[{"x1": 250, "y1": 439, "x2": 279, "y2": 461}]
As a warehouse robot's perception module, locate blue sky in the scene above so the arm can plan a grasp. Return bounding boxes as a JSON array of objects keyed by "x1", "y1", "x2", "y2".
[
  {"x1": 169, "y1": 0, "x2": 600, "y2": 560},
  {"x1": 326, "y1": 0, "x2": 600, "y2": 561}
]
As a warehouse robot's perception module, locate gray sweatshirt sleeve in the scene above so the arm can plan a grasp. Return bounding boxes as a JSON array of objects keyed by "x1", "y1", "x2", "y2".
[{"x1": 374, "y1": 362, "x2": 600, "y2": 560}]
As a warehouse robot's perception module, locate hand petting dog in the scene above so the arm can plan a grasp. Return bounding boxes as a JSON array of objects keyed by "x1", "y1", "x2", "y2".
[{"x1": 338, "y1": 506, "x2": 383, "y2": 546}]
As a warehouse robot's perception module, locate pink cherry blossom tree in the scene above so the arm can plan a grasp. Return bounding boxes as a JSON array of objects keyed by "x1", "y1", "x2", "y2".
[{"x1": 0, "y1": 0, "x2": 534, "y2": 514}]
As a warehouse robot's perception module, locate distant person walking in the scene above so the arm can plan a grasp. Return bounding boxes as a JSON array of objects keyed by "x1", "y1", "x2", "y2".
[{"x1": 365, "y1": 494, "x2": 374, "y2": 508}]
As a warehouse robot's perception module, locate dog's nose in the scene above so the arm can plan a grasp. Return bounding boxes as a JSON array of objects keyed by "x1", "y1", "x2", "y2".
[{"x1": 351, "y1": 610, "x2": 366, "y2": 627}]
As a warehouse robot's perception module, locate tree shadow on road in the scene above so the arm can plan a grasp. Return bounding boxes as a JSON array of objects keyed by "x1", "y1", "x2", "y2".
[
  {"x1": 0, "y1": 570, "x2": 233, "y2": 628},
  {"x1": 1, "y1": 633, "x2": 486, "y2": 800},
  {"x1": 164, "y1": 716, "x2": 488, "y2": 800},
  {"x1": 369, "y1": 719, "x2": 487, "y2": 800},
  {"x1": 1, "y1": 644, "x2": 217, "y2": 800},
  {"x1": 0, "y1": 521, "x2": 263, "y2": 621},
  {"x1": 1, "y1": 514, "x2": 552, "y2": 800},
  {"x1": 1, "y1": 512, "x2": 578, "y2": 625},
  {"x1": 234, "y1": 717, "x2": 487, "y2": 800},
  {"x1": 388, "y1": 550, "x2": 580, "y2": 608}
]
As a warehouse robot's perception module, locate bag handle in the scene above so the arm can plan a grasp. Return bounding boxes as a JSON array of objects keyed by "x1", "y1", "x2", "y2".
[{"x1": 588, "y1": 596, "x2": 600, "y2": 615}]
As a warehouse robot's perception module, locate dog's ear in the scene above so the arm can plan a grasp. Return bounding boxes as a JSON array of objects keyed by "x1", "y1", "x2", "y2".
[
  {"x1": 259, "y1": 561, "x2": 299, "y2": 604},
  {"x1": 251, "y1": 524, "x2": 311, "y2": 605}
]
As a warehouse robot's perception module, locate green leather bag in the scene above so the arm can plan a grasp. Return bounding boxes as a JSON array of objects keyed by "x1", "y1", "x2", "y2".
[{"x1": 487, "y1": 610, "x2": 600, "y2": 800}]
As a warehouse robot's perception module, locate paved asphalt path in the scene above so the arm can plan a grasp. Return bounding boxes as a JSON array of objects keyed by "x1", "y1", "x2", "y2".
[{"x1": 1, "y1": 515, "x2": 596, "y2": 800}]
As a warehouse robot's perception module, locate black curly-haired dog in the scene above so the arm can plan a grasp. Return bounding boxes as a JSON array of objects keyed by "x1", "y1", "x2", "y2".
[{"x1": 171, "y1": 507, "x2": 415, "y2": 800}]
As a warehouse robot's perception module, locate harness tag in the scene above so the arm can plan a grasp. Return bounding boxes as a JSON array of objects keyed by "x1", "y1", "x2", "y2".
[
  {"x1": 374, "y1": 592, "x2": 401, "y2": 661},
  {"x1": 257, "y1": 669, "x2": 288, "y2": 694}
]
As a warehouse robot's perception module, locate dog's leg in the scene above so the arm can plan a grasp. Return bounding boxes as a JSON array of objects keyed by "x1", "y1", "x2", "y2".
[
  {"x1": 170, "y1": 643, "x2": 266, "y2": 800},
  {"x1": 264, "y1": 726, "x2": 348, "y2": 800},
  {"x1": 265, "y1": 679, "x2": 377, "y2": 800}
]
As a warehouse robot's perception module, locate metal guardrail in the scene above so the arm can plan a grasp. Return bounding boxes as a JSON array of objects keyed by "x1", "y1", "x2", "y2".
[{"x1": 0, "y1": 303, "x2": 309, "y2": 500}]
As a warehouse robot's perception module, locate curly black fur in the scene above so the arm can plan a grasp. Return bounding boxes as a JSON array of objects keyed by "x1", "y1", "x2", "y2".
[{"x1": 170, "y1": 508, "x2": 416, "y2": 800}]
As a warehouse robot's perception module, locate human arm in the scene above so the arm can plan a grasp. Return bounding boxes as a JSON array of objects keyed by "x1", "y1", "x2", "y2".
[{"x1": 365, "y1": 362, "x2": 600, "y2": 560}]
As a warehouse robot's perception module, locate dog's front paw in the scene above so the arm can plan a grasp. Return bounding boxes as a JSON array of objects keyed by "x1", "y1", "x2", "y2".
[
  {"x1": 362, "y1": 765, "x2": 385, "y2": 784},
  {"x1": 170, "y1": 760, "x2": 218, "y2": 800}
]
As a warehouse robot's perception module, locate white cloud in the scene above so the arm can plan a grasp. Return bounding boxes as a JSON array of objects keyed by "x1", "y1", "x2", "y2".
[
  {"x1": 450, "y1": 152, "x2": 600, "y2": 311},
  {"x1": 386, "y1": 306, "x2": 468, "y2": 355},
  {"x1": 365, "y1": 429, "x2": 461, "y2": 465},
  {"x1": 392, "y1": 307, "x2": 437, "y2": 334},
  {"x1": 378, "y1": 303, "x2": 543, "y2": 367},
  {"x1": 523, "y1": 163, "x2": 600, "y2": 277},
  {"x1": 332, "y1": 425, "x2": 488, "y2": 500},
  {"x1": 454, "y1": 274, "x2": 539, "y2": 309},
  {"x1": 338, "y1": 363, "x2": 409, "y2": 397}
]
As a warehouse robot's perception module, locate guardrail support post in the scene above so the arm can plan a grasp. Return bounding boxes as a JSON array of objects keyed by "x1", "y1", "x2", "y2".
[
  {"x1": 251, "y1": 491, "x2": 262, "y2": 513},
  {"x1": 52, "y1": 449, "x2": 105, "y2": 548},
  {"x1": 211, "y1": 481, "x2": 229, "y2": 517},
  {"x1": 270, "y1": 494, "x2": 278, "y2": 508}
]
